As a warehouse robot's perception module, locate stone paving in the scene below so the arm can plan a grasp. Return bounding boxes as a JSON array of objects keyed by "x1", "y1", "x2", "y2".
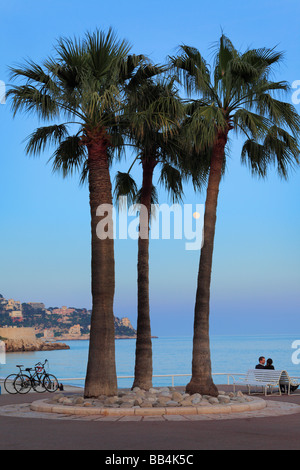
[{"x1": 0, "y1": 399, "x2": 299, "y2": 422}]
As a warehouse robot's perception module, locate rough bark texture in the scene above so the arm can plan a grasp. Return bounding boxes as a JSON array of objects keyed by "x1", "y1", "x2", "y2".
[
  {"x1": 83, "y1": 128, "x2": 118, "y2": 398},
  {"x1": 132, "y1": 158, "x2": 157, "y2": 391},
  {"x1": 186, "y1": 130, "x2": 228, "y2": 397}
]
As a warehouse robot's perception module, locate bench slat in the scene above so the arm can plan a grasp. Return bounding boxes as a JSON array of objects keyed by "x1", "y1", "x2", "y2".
[
  {"x1": 234, "y1": 370, "x2": 284, "y2": 396},
  {"x1": 234, "y1": 370, "x2": 300, "y2": 396}
]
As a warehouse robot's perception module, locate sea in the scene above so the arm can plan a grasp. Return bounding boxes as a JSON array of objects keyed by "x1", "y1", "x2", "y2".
[{"x1": 1, "y1": 335, "x2": 300, "y2": 389}]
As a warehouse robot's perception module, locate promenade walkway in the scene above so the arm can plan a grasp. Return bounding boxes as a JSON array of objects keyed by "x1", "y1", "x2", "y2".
[{"x1": 0, "y1": 386, "x2": 300, "y2": 450}]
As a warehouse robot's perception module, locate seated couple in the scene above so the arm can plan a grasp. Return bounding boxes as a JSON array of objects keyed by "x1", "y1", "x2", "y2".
[
  {"x1": 256, "y1": 357, "x2": 275, "y2": 370},
  {"x1": 255, "y1": 356, "x2": 299, "y2": 393}
]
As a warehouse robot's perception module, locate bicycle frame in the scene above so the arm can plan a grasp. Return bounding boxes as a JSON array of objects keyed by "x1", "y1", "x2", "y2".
[
  {"x1": 14, "y1": 360, "x2": 50, "y2": 392},
  {"x1": 5, "y1": 359, "x2": 58, "y2": 394}
]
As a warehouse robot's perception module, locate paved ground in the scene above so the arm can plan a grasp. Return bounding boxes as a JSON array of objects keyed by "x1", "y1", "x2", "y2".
[{"x1": 0, "y1": 388, "x2": 300, "y2": 450}]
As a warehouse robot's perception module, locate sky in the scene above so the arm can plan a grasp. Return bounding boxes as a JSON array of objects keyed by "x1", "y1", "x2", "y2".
[{"x1": 0, "y1": 0, "x2": 300, "y2": 336}]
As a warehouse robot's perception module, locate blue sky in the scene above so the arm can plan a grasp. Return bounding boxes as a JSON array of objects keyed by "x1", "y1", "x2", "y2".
[{"x1": 0, "y1": 0, "x2": 300, "y2": 336}]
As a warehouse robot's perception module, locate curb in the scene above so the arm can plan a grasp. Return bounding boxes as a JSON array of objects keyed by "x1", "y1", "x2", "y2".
[{"x1": 30, "y1": 398, "x2": 267, "y2": 417}]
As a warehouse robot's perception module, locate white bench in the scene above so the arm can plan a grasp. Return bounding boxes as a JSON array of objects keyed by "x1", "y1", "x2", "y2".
[{"x1": 233, "y1": 370, "x2": 285, "y2": 396}]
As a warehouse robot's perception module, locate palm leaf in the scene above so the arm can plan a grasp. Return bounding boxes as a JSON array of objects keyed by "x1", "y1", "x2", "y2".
[
  {"x1": 114, "y1": 171, "x2": 138, "y2": 206},
  {"x1": 7, "y1": 85, "x2": 59, "y2": 119},
  {"x1": 241, "y1": 139, "x2": 270, "y2": 177},
  {"x1": 233, "y1": 109, "x2": 270, "y2": 140},
  {"x1": 241, "y1": 125, "x2": 299, "y2": 179},
  {"x1": 25, "y1": 124, "x2": 69, "y2": 156},
  {"x1": 158, "y1": 163, "x2": 183, "y2": 202},
  {"x1": 50, "y1": 135, "x2": 87, "y2": 177},
  {"x1": 169, "y1": 45, "x2": 216, "y2": 101},
  {"x1": 135, "y1": 185, "x2": 159, "y2": 207}
]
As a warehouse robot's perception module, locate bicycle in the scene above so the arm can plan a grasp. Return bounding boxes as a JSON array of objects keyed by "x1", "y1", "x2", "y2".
[
  {"x1": 4, "y1": 365, "x2": 33, "y2": 395},
  {"x1": 13, "y1": 366, "x2": 33, "y2": 394},
  {"x1": 16, "y1": 360, "x2": 59, "y2": 394},
  {"x1": 4, "y1": 360, "x2": 59, "y2": 394},
  {"x1": 4, "y1": 369, "x2": 20, "y2": 395},
  {"x1": 37, "y1": 360, "x2": 59, "y2": 393}
]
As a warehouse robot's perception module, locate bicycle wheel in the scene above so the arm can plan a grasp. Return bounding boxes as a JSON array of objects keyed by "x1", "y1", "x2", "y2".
[
  {"x1": 43, "y1": 374, "x2": 59, "y2": 393},
  {"x1": 14, "y1": 374, "x2": 32, "y2": 394},
  {"x1": 4, "y1": 374, "x2": 19, "y2": 394},
  {"x1": 32, "y1": 378, "x2": 46, "y2": 393}
]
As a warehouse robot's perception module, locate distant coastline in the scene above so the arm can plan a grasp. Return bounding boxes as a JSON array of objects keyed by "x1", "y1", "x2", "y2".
[
  {"x1": 46, "y1": 334, "x2": 159, "y2": 341},
  {"x1": 0, "y1": 327, "x2": 70, "y2": 353},
  {"x1": 0, "y1": 293, "x2": 139, "y2": 340}
]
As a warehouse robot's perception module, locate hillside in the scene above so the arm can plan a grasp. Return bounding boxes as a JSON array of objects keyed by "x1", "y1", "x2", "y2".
[{"x1": 0, "y1": 294, "x2": 137, "y2": 339}]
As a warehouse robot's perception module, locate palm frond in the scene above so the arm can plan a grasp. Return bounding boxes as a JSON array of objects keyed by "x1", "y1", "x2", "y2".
[
  {"x1": 169, "y1": 45, "x2": 216, "y2": 101},
  {"x1": 158, "y1": 163, "x2": 183, "y2": 203},
  {"x1": 8, "y1": 27, "x2": 138, "y2": 183},
  {"x1": 241, "y1": 125, "x2": 299, "y2": 179},
  {"x1": 181, "y1": 146, "x2": 211, "y2": 191},
  {"x1": 183, "y1": 104, "x2": 227, "y2": 151},
  {"x1": 213, "y1": 34, "x2": 239, "y2": 82},
  {"x1": 79, "y1": 160, "x2": 89, "y2": 185},
  {"x1": 25, "y1": 124, "x2": 69, "y2": 156},
  {"x1": 7, "y1": 85, "x2": 59, "y2": 119},
  {"x1": 125, "y1": 62, "x2": 165, "y2": 91},
  {"x1": 264, "y1": 125, "x2": 299, "y2": 178},
  {"x1": 255, "y1": 93, "x2": 300, "y2": 135},
  {"x1": 233, "y1": 109, "x2": 270, "y2": 140},
  {"x1": 241, "y1": 47, "x2": 284, "y2": 76},
  {"x1": 241, "y1": 139, "x2": 270, "y2": 178},
  {"x1": 170, "y1": 34, "x2": 300, "y2": 184},
  {"x1": 135, "y1": 185, "x2": 159, "y2": 207},
  {"x1": 50, "y1": 135, "x2": 87, "y2": 177},
  {"x1": 86, "y1": 27, "x2": 132, "y2": 65},
  {"x1": 9, "y1": 59, "x2": 59, "y2": 94},
  {"x1": 114, "y1": 171, "x2": 138, "y2": 206}
]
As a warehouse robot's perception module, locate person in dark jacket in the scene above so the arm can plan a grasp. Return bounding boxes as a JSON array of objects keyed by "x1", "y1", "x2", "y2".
[
  {"x1": 256, "y1": 357, "x2": 266, "y2": 369},
  {"x1": 265, "y1": 358, "x2": 275, "y2": 370}
]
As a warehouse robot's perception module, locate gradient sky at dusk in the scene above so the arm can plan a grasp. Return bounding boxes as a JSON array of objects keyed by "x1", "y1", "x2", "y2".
[{"x1": 0, "y1": 0, "x2": 299, "y2": 336}]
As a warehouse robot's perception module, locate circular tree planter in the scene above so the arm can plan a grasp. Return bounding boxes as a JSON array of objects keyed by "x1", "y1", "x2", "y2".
[{"x1": 30, "y1": 397, "x2": 267, "y2": 417}]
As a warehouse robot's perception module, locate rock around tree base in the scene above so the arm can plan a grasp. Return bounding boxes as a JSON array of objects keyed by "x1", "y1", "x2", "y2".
[{"x1": 31, "y1": 387, "x2": 267, "y2": 417}]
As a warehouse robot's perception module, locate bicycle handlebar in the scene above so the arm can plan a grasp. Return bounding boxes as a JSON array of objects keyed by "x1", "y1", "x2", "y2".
[
  {"x1": 35, "y1": 359, "x2": 48, "y2": 367},
  {"x1": 16, "y1": 360, "x2": 49, "y2": 372}
]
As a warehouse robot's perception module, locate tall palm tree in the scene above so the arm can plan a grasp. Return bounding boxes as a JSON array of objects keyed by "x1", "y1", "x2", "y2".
[
  {"x1": 170, "y1": 35, "x2": 300, "y2": 396},
  {"x1": 8, "y1": 28, "x2": 152, "y2": 397},
  {"x1": 115, "y1": 77, "x2": 185, "y2": 390}
]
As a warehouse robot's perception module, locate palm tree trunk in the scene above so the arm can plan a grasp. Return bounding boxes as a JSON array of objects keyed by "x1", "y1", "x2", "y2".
[
  {"x1": 186, "y1": 131, "x2": 228, "y2": 397},
  {"x1": 84, "y1": 129, "x2": 118, "y2": 398},
  {"x1": 132, "y1": 158, "x2": 156, "y2": 390}
]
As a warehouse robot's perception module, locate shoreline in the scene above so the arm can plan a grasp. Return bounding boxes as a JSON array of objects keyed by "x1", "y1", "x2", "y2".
[{"x1": 45, "y1": 335, "x2": 159, "y2": 342}]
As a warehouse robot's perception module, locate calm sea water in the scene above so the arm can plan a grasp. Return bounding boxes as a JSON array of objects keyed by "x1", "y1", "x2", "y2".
[{"x1": 1, "y1": 335, "x2": 300, "y2": 388}]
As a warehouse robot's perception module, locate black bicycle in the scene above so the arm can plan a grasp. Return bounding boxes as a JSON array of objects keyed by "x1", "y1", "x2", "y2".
[{"x1": 4, "y1": 360, "x2": 59, "y2": 394}]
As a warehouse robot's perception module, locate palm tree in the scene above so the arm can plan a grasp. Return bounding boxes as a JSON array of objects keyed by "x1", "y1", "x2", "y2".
[
  {"x1": 115, "y1": 77, "x2": 185, "y2": 390},
  {"x1": 170, "y1": 35, "x2": 300, "y2": 396},
  {"x1": 8, "y1": 28, "x2": 152, "y2": 397}
]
